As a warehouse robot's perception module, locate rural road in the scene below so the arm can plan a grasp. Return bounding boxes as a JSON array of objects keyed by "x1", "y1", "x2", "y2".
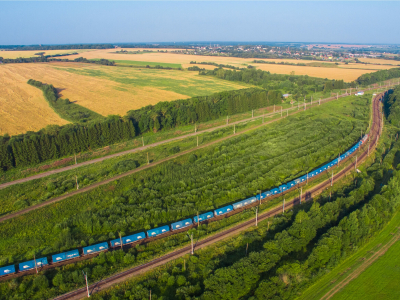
[{"x1": 51, "y1": 91, "x2": 383, "y2": 300}]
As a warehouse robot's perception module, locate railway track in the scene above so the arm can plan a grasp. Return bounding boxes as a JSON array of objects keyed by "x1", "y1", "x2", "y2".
[{"x1": 52, "y1": 91, "x2": 384, "y2": 300}]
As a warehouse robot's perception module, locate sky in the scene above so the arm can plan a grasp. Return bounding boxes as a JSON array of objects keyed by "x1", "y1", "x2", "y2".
[{"x1": 0, "y1": 1, "x2": 399, "y2": 45}]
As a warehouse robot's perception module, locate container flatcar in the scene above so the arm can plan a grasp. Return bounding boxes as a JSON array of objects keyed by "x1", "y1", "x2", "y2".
[
  {"x1": 194, "y1": 211, "x2": 214, "y2": 223},
  {"x1": 83, "y1": 242, "x2": 108, "y2": 255},
  {"x1": 147, "y1": 225, "x2": 170, "y2": 237},
  {"x1": 19, "y1": 257, "x2": 48, "y2": 272},
  {"x1": 232, "y1": 197, "x2": 257, "y2": 210},
  {"x1": 214, "y1": 205, "x2": 233, "y2": 216},
  {"x1": 0, "y1": 265, "x2": 15, "y2": 277},
  {"x1": 171, "y1": 218, "x2": 193, "y2": 230},
  {"x1": 52, "y1": 249, "x2": 80, "y2": 263},
  {"x1": 110, "y1": 232, "x2": 146, "y2": 247}
]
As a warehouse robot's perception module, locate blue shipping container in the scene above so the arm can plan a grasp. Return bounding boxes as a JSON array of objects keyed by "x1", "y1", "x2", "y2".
[
  {"x1": 279, "y1": 184, "x2": 288, "y2": 192},
  {"x1": 147, "y1": 225, "x2": 170, "y2": 237},
  {"x1": 171, "y1": 218, "x2": 193, "y2": 230},
  {"x1": 0, "y1": 265, "x2": 15, "y2": 277},
  {"x1": 271, "y1": 188, "x2": 280, "y2": 195},
  {"x1": 83, "y1": 242, "x2": 109, "y2": 255},
  {"x1": 263, "y1": 190, "x2": 272, "y2": 197},
  {"x1": 232, "y1": 197, "x2": 257, "y2": 210},
  {"x1": 214, "y1": 205, "x2": 233, "y2": 216},
  {"x1": 194, "y1": 211, "x2": 214, "y2": 223},
  {"x1": 19, "y1": 257, "x2": 48, "y2": 272},
  {"x1": 110, "y1": 232, "x2": 146, "y2": 247},
  {"x1": 287, "y1": 181, "x2": 297, "y2": 189},
  {"x1": 52, "y1": 249, "x2": 79, "y2": 263}
]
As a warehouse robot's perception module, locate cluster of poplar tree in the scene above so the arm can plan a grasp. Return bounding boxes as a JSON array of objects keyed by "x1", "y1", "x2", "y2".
[
  {"x1": 356, "y1": 67, "x2": 400, "y2": 85},
  {"x1": 0, "y1": 88, "x2": 281, "y2": 170}
]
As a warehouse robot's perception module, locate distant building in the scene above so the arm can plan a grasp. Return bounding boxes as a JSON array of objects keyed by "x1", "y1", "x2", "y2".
[
  {"x1": 283, "y1": 94, "x2": 291, "y2": 98},
  {"x1": 355, "y1": 91, "x2": 364, "y2": 96}
]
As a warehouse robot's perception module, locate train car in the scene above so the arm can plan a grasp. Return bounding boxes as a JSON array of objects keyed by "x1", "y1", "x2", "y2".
[
  {"x1": 298, "y1": 175, "x2": 307, "y2": 183},
  {"x1": 19, "y1": 257, "x2": 48, "y2": 272},
  {"x1": 279, "y1": 184, "x2": 288, "y2": 193},
  {"x1": 82, "y1": 242, "x2": 109, "y2": 255},
  {"x1": 262, "y1": 190, "x2": 272, "y2": 198},
  {"x1": 0, "y1": 265, "x2": 16, "y2": 277},
  {"x1": 232, "y1": 197, "x2": 257, "y2": 210},
  {"x1": 147, "y1": 225, "x2": 170, "y2": 237},
  {"x1": 194, "y1": 211, "x2": 214, "y2": 223},
  {"x1": 214, "y1": 205, "x2": 233, "y2": 216},
  {"x1": 287, "y1": 180, "x2": 297, "y2": 189},
  {"x1": 171, "y1": 218, "x2": 193, "y2": 231},
  {"x1": 270, "y1": 188, "x2": 280, "y2": 195},
  {"x1": 52, "y1": 249, "x2": 80, "y2": 264},
  {"x1": 110, "y1": 232, "x2": 146, "y2": 247}
]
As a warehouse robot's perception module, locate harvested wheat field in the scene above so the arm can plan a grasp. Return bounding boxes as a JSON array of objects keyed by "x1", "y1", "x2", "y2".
[
  {"x1": 252, "y1": 63, "x2": 368, "y2": 81},
  {"x1": 0, "y1": 63, "x2": 249, "y2": 131},
  {"x1": 0, "y1": 49, "x2": 93, "y2": 59},
  {"x1": 358, "y1": 57, "x2": 400, "y2": 65},
  {"x1": 0, "y1": 65, "x2": 69, "y2": 136},
  {"x1": 337, "y1": 63, "x2": 399, "y2": 70},
  {"x1": 58, "y1": 49, "x2": 377, "y2": 81}
]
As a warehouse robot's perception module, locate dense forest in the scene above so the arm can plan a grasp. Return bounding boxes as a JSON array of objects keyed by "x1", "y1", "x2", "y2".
[
  {"x1": 0, "y1": 56, "x2": 115, "y2": 65},
  {"x1": 384, "y1": 86, "x2": 400, "y2": 126},
  {"x1": 0, "y1": 88, "x2": 281, "y2": 170},
  {"x1": 356, "y1": 67, "x2": 400, "y2": 86},
  {"x1": 0, "y1": 44, "x2": 114, "y2": 50}
]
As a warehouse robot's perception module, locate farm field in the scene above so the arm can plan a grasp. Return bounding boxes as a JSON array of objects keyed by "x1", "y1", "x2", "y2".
[
  {"x1": 0, "y1": 95, "x2": 370, "y2": 262},
  {"x1": 299, "y1": 208, "x2": 400, "y2": 300},
  {"x1": 0, "y1": 49, "x2": 93, "y2": 59},
  {"x1": 358, "y1": 57, "x2": 400, "y2": 65},
  {"x1": 331, "y1": 238, "x2": 400, "y2": 300},
  {"x1": 0, "y1": 63, "x2": 249, "y2": 135},
  {"x1": 56, "y1": 49, "x2": 394, "y2": 81},
  {"x1": 0, "y1": 65, "x2": 69, "y2": 136}
]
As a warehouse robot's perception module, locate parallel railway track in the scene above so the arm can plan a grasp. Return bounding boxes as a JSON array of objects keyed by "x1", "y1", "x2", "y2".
[{"x1": 52, "y1": 91, "x2": 384, "y2": 299}]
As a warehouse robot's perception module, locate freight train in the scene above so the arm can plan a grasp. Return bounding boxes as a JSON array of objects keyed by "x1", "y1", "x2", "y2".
[{"x1": 0, "y1": 134, "x2": 369, "y2": 278}]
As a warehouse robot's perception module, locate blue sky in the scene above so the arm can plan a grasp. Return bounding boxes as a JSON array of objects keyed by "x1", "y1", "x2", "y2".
[{"x1": 0, "y1": 1, "x2": 398, "y2": 45}]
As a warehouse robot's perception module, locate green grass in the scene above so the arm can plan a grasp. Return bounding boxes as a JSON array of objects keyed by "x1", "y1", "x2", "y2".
[
  {"x1": 52, "y1": 65, "x2": 250, "y2": 98},
  {"x1": 298, "y1": 206, "x2": 400, "y2": 300}
]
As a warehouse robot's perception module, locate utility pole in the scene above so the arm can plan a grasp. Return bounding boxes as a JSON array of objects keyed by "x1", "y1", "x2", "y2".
[
  {"x1": 259, "y1": 190, "x2": 262, "y2": 205},
  {"x1": 195, "y1": 124, "x2": 197, "y2": 133},
  {"x1": 34, "y1": 254, "x2": 38, "y2": 274},
  {"x1": 119, "y1": 232, "x2": 123, "y2": 250},
  {"x1": 142, "y1": 136, "x2": 144, "y2": 147},
  {"x1": 226, "y1": 115, "x2": 229, "y2": 125},
  {"x1": 246, "y1": 243, "x2": 249, "y2": 256},
  {"x1": 255, "y1": 207, "x2": 258, "y2": 227},
  {"x1": 75, "y1": 153, "x2": 77, "y2": 165},
  {"x1": 76, "y1": 175, "x2": 79, "y2": 190},
  {"x1": 191, "y1": 234, "x2": 194, "y2": 255},
  {"x1": 197, "y1": 136, "x2": 199, "y2": 147},
  {"x1": 300, "y1": 187, "x2": 302, "y2": 204},
  {"x1": 82, "y1": 271, "x2": 90, "y2": 297},
  {"x1": 304, "y1": 101, "x2": 306, "y2": 111}
]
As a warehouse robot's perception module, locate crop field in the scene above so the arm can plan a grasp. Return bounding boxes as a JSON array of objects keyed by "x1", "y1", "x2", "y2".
[
  {"x1": 0, "y1": 63, "x2": 248, "y2": 134},
  {"x1": 0, "y1": 95, "x2": 370, "y2": 263},
  {"x1": 0, "y1": 49, "x2": 93, "y2": 59},
  {"x1": 299, "y1": 206, "x2": 400, "y2": 300},
  {"x1": 56, "y1": 49, "x2": 385, "y2": 81},
  {"x1": 0, "y1": 65, "x2": 69, "y2": 136},
  {"x1": 358, "y1": 57, "x2": 400, "y2": 65},
  {"x1": 112, "y1": 60, "x2": 181, "y2": 68},
  {"x1": 337, "y1": 63, "x2": 400, "y2": 70},
  {"x1": 331, "y1": 239, "x2": 400, "y2": 300}
]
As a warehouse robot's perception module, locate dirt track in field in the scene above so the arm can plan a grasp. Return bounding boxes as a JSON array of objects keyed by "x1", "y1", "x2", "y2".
[{"x1": 320, "y1": 233, "x2": 400, "y2": 300}]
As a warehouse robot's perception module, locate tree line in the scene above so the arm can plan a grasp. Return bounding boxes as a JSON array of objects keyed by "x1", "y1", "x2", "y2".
[
  {"x1": 356, "y1": 67, "x2": 400, "y2": 86},
  {"x1": 0, "y1": 56, "x2": 115, "y2": 65},
  {"x1": 0, "y1": 88, "x2": 281, "y2": 170}
]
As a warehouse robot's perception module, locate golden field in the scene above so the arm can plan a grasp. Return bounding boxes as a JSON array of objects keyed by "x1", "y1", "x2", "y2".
[
  {"x1": 0, "y1": 63, "x2": 249, "y2": 135},
  {"x1": 0, "y1": 65, "x2": 69, "y2": 136},
  {"x1": 56, "y1": 49, "x2": 393, "y2": 81},
  {"x1": 0, "y1": 49, "x2": 93, "y2": 59},
  {"x1": 358, "y1": 57, "x2": 400, "y2": 65}
]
